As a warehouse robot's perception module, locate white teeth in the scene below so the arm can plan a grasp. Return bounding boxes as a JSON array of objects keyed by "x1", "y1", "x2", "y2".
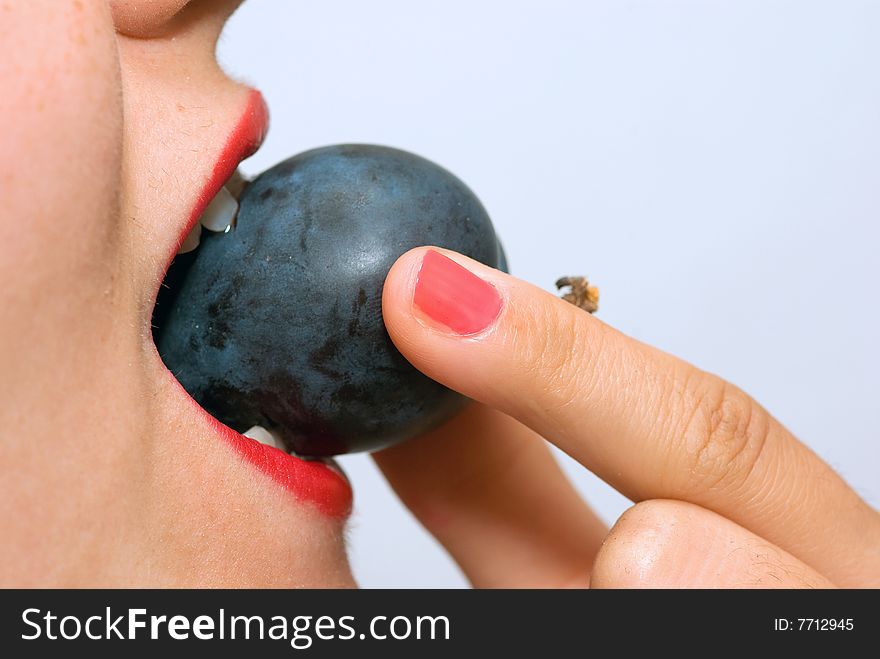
[
  {"x1": 199, "y1": 186, "x2": 239, "y2": 232},
  {"x1": 177, "y1": 222, "x2": 202, "y2": 254},
  {"x1": 243, "y1": 425, "x2": 284, "y2": 451},
  {"x1": 225, "y1": 169, "x2": 250, "y2": 200}
]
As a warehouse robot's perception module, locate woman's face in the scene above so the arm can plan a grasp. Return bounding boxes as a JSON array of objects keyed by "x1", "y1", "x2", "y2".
[{"x1": 1, "y1": 0, "x2": 354, "y2": 586}]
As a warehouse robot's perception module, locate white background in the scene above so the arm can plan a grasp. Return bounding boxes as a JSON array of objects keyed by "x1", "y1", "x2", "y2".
[{"x1": 219, "y1": 0, "x2": 879, "y2": 587}]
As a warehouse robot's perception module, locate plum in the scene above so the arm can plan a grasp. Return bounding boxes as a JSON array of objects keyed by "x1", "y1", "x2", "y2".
[{"x1": 154, "y1": 144, "x2": 506, "y2": 456}]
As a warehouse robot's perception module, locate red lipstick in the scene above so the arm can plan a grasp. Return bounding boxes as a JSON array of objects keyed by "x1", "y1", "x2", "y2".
[
  {"x1": 207, "y1": 413, "x2": 352, "y2": 519},
  {"x1": 188, "y1": 89, "x2": 269, "y2": 232}
]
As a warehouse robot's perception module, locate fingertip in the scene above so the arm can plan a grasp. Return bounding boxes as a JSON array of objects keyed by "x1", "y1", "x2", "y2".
[
  {"x1": 383, "y1": 246, "x2": 508, "y2": 346},
  {"x1": 381, "y1": 245, "x2": 590, "y2": 411},
  {"x1": 382, "y1": 246, "x2": 424, "y2": 314},
  {"x1": 381, "y1": 246, "x2": 430, "y2": 348}
]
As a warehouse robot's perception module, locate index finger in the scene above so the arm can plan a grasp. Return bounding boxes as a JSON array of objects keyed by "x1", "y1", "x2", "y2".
[{"x1": 382, "y1": 247, "x2": 880, "y2": 587}]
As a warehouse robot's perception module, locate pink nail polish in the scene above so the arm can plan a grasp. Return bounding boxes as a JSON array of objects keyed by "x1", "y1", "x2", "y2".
[{"x1": 413, "y1": 250, "x2": 503, "y2": 335}]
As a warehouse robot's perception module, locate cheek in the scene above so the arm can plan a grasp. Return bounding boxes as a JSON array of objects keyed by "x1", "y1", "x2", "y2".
[
  {"x1": 109, "y1": 0, "x2": 190, "y2": 37},
  {"x1": 0, "y1": 1, "x2": 123, "y2": 279},
  {"x1": 0, "y1": 0, "x2": 128, "y2": 414}
]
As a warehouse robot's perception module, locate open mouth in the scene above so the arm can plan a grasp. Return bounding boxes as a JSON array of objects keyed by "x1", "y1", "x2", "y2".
[{"x1": 149, "y1": 90, "x2": 352, "y2": 519}]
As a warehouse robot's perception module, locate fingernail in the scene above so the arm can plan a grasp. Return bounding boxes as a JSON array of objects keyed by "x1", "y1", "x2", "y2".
[{"x1": 413, "y1": 250, "x2": 503, "y2": 335}]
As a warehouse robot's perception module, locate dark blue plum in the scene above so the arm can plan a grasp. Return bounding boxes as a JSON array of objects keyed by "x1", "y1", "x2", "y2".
[{"x1": 154, "y1": 144, "x2": 506, "y2": 456}]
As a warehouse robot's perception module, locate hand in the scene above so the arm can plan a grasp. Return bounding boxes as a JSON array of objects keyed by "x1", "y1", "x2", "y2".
[{"x1": 376, "y1": 247, "x2": 880, "y2": 588}]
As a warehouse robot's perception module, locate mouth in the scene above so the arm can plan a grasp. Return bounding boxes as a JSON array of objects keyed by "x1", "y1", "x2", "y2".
[{"x1": 150, "y1": 90, "x2": 352, "y2": 519}]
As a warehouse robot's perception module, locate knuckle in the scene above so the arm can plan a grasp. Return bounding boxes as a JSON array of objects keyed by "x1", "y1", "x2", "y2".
[
  {"x1": 610, "y1": 499, "x2": 692, "y2": 540},
  {"x1": 674, "y1": 373, "x2": 772, "y2": 495},
  {"x1": 594, "y1": 501, "x2": 830, "y2": 589},
  {"x1": 592, "y1": 500, "x2": 692, "y2": 588},
  {"x1": 733, "y1": 538, "x2": 832, "y2": 589}
]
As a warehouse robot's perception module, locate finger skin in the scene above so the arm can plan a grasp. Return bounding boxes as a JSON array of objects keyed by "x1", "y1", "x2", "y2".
[
  {"x1": 591, "y1": 500, "x2": 835, "y2": 588},
  {"x1": 382, "y1": 247, "x2": 880, "y2": 587},
  {"x1": 375, "y1": 403, "x2": 606, "y2": 588}
]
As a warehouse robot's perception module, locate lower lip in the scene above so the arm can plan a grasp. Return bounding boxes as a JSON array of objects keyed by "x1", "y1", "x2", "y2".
[
  {"x1": 161, "y1": 360, "x2": 353, "y2": 519},
  {"x1": 167, "y1": 90, "x2": 353, "y2": 519},
  {"x1": 205, "y1": 413, "x2": 353, "y2": 519}
]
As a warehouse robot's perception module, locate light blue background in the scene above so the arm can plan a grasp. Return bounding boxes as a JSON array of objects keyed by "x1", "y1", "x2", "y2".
[{"x1": 219, "y1": 0, "x2": 879, "y2": 587}]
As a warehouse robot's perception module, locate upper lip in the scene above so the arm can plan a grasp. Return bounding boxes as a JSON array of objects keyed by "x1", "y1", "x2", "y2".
[
  {"x1": 183, "y1": 88, "x2": 269, "y2": 246},
  {"x1": 149, "y1": 88, "x2": 269, "y2": 338}
]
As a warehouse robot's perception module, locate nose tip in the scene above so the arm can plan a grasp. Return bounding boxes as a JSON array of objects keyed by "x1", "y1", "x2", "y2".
[
  {"x1": 109, "y1": 0, "x2": 191, "y2": 38},
  {"x1": 110, "y1": 0, "x2": 243, "y2": 43}
]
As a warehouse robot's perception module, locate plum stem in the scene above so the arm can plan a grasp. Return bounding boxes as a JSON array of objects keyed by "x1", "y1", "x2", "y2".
[{"x1": 555, "y1": 276, "x2": 599, "y2": 313}]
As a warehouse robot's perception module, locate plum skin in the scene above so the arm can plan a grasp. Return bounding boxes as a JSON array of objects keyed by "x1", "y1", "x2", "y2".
[{"x1": 156, "y1": 144, "x2": 506, "y2": 456}]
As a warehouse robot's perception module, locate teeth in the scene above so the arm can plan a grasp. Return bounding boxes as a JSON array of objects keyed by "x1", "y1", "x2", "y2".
[
  {"x1": 243, "y1": 425, "x2": 284, "y2": 451},
  {"x1": 177, "y1": 222, "x2": 202, "y2": 254},
  {"x1": 320, "y1": 456, "x2": 348, "y2": 482},
  {"x1": 225, "y1": 169, "x2": 250, "y2": 200},
  {"x1": 199, "y1": 186, "x2": 239, "y2": 232},
  {"x1": 241, "y1": 424, "x2": 346, "y2": 479}
]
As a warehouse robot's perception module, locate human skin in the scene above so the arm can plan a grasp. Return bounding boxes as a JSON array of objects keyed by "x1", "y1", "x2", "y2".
[
  {"x1": 2, "y1": 1, "x2": 877, "y2": 588},
  {"x1": 0, "y1": 0, "x2": 352, "y2": 587},
  {"x1": 377, "y1": 248, "x2": 880, "y2": 587}
]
